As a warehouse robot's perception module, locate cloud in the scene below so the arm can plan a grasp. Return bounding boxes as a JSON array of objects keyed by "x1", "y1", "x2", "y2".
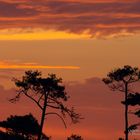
[
  {"x1": 0, "y1": 28, "x2": 90, "y2": 40},
  {"x1": 0, "y1": 0, "x2": 139, "y2": 38},
  {"x1": 0, "y1": 61, "x2": 80, "y2": 70},
  {"x1": 66, "y1": 77, "x2": 123, "y2": 108},
  {"x1": 0, "y1": 1, "x2": 37, "y2": 17}
]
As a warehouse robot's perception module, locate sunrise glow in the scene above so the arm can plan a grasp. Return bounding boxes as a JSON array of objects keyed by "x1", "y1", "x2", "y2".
[{"x1": 0, "y1": 0, "x2": 140, "y2": 140}]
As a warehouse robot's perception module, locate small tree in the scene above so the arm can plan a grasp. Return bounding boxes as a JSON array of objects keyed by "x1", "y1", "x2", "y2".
[
  {"x1": 10, "y1": 70, "x2": 81, "y2": 140},
  {"x1": 67, "y1": 134, "x2": 83, "y2": 140},
  {"x1": 103, "y1": 65, "x2": 140, "y2": 140}
]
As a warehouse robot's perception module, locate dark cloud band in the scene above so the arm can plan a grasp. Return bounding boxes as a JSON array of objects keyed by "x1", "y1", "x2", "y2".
[{"x1": 0, "y1": 0, "x2": 140, "y2": 37}]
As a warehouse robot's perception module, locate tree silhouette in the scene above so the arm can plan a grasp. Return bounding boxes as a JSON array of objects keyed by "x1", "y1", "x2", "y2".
[
  {"x1": 0, "y1": 114, "x2": 49, "y2": 140},
  {"x1": 124, "y1": 92, "x2": 140, "y2": 117},
  {"x1": 10, "y1": 70, "x2": 81, "y2": 140},
  {"x1": 123, "y1": 92, "x2": 140, "y2": 132},
  {"x1": 103, "y1": 65, "x2": 140, "y2": 140},
  {"x1": 67, "y1": 134, "x2": 83, "y2": 140}
]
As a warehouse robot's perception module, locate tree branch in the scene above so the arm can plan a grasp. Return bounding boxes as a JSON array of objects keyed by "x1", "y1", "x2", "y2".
[
  {"x1": 47, "y1": 104, "x2": 60, "y2": 109},
  {"x1": 45, "y1": 112, "x2": 67, "y2": 128},
  {"x1": 24, "y1": 92, "x2": 43, "y2": 110},
  {"x1": 38, "y1": 94, "x2": 44, "y2": 104},
  {"x1": 9, "y1": 91, "x2": 21, "y2": 103}
]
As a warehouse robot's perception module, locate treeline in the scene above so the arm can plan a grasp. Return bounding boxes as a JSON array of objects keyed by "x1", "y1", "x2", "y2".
[{"x1": 0, "y1": 65, "x2": 140, "y2": 140}]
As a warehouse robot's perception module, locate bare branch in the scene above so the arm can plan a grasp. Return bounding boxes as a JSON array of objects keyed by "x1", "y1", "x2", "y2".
[
  {"x1": 47, "y1": 99, "x2": 82, "y2": 124},
  {"x1": 45, "y1": 112, "x2": 67, "y2": 128},
  {"x1": 38, "y1": 94, "x2": 44, "y2": 104},
  {"x1": 108, "y1": 82, "x2": 125, "y2": 92},
  {"x1": 9, "y1": 91, "x2": 21, "y2": 103},
  {"x1": 61, "y1": 106, "x2": 83, "y2": 124},
  {"x1": 24, "y1": 92, "x2": 43, "y2": 110},
  {"x1": 47, "y1": 104, "x2": 60, "y2": 109},
  {"x1": 129, "y1": 79, "x2": 140, "y2": 83}
]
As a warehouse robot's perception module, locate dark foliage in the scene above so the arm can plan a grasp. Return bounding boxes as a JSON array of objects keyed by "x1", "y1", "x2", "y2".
[
  {"x1": 122, "y1": 92, "x2": 140, "y2": 118},
  {"x1": 118, "y1": 138, "x2": 124, "y2": 140},
  {"x1": 123, "y1": 93, "x2": 140, "y2": 106},
  {"x1": 67, "y1": 134, "x2": 83, "y2": 140},
  {"x1": 0, "y1": 130, "x2": 27, "y2": 140},
  {"x1": 128, "y1": 123, "x2": 140, "y2": 133},
  {"x1": 0, "y1": 114, "x2": 40, "y2": 139}
]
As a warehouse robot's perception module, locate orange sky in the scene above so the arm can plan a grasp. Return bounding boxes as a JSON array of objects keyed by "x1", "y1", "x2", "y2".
[{"x1": 0, "y1": 0, "x2": 140, "y2": 140}]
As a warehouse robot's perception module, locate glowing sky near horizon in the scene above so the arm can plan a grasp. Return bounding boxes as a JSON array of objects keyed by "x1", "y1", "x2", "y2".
[{"x1": 0, "y1": 0, "x2": 140, "y2": 140}]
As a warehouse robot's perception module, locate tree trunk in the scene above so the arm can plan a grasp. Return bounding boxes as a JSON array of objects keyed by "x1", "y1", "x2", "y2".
[
  {"x1": 125, "y1": 82, "x2": 128, "y2": 140},
  {"x1": 38, "y1": 94, "x2": 47, "y2": 140}
]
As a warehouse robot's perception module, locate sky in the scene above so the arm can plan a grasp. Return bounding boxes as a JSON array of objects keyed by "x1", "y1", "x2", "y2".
[{"x1": 0, "y1": 0, "x2": 140, "y2": 140}]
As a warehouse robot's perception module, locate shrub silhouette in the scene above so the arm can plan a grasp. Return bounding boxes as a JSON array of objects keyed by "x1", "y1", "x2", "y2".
[
  {"x1": 0, "y1": 114, "x2": 50, "y2": 140},
  {"x1": 0, "y1": 114, "x2": 40, "y2": 139},
  {"x1": 0, "y1": 130, "x2": 27, "y2": 140}
]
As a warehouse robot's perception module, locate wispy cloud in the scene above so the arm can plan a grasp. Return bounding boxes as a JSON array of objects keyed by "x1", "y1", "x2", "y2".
[
  {"x1": 0, "y1": 0, "x2": 139, "y2": 38},
  {"x1": 0, "y1": 61, "x2": 80, "y2": 70}
]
